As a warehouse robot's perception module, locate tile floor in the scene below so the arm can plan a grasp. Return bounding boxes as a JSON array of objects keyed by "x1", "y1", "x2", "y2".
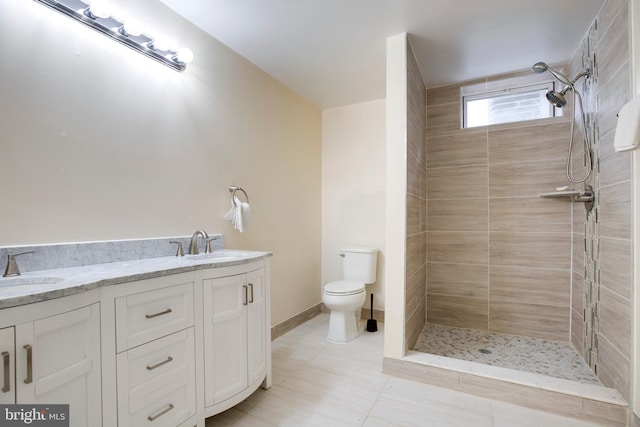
[
  {"x1": 207, "y1": 314, "x2": 601, "y2": 426},
  {"x1": 413, "y1": 323, "x2": 602, "y2": 385}
]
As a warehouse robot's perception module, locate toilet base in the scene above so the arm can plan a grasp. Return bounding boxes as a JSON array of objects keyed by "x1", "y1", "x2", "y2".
[{"x1": 327, "y1": 308, "x2": 363, "y2": 343}]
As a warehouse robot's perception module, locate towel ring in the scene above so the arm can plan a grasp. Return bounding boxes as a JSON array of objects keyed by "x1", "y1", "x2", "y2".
[{"x1": 228, "y1": 186, "x2": 249, "y2": 207}]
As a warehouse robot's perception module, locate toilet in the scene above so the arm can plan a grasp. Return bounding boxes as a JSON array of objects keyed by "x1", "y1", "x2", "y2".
[{"x1": 322, "y1": 247, "x2": 378, "y2": 343}]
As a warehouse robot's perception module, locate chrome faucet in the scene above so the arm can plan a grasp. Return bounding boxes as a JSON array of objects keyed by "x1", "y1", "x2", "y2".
[
  {"x1": 188, "y1": 230, "x2": 209, "y2": 255},
  {"x1": 3, "y1": 251, "x2": 35, "y2": 277}
]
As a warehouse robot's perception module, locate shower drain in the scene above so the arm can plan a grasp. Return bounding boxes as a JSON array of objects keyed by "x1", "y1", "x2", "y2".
[{"x1": 478, "y1": 348, "x2": 492, "y2": 354}]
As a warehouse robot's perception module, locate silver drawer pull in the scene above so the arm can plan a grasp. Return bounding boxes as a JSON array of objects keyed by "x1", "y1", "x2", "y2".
[
  {"x1": 145, "y1": 308, "x2": 172, "y2": 319},
  {"x1": 23, "y1": 345, "x2": 32, "y2": 385},
  {"x1": 248, "y1": 283, "x2": 254, "y2": 303},
  {"x1": 146, "y1": 356, "x2": 173, "y2": 371},
  {"x1": 147, "y1": 403, "x2": 174, "y2": 421},
  {"x1": 243, "y1": 285, "x2": 248, "y2": 306},
  {"x1": 2, "y1": 351, "x2": 9, "y2": 393}
]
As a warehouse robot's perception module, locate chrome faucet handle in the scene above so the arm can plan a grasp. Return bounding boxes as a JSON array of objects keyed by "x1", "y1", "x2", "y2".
[
  {"x1": 205, "y1": 236, "x2": 219, "y2": 254},
  {"x1": 3, "y1": 251, "x2": 35, "y2": 277},
  {"x1": 188, "y1": 230, "x2": 209, "y2": 255},
  {"x1": 169, "y1": 241, "x2": 185, "y2": 257}
]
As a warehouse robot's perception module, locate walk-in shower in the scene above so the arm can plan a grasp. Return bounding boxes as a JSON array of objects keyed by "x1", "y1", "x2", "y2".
[{"x1": 532, "y1": 61, "x2": 593, "y2": 183}]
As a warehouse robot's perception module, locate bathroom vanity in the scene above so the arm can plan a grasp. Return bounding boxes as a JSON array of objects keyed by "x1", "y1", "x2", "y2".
[{"x1": 0, "y1": 243, "x2": 272, "y2": 427}]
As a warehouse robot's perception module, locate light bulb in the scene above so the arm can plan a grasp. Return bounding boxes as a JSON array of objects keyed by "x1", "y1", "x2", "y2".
[
  {"x1": 175, "y1": 48, "x2": 194, "y2": 64},
  {"x1": 88, "y1": 0, "x2": 111, "y2": 19},
  {"x1": 149, "y1": 34, "x2": 170, "y2": 51},
  {"x1": 122, "y1": 18, "x2": 143, "y2": 37}
]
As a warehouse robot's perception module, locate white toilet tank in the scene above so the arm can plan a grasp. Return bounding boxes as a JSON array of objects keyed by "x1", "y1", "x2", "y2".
[{"x1": 341, "y1": 247, "x2": 378, "y2": 284}]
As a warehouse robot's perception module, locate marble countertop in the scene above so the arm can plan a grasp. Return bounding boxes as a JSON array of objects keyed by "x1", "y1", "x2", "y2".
[{"x1": 0, "y1": 250, "x2": 272, "y2": 309}]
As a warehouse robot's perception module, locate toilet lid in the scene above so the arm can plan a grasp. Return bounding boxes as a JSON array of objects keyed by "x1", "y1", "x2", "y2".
[{"x1": 324, "y1": 280, "x2": 365, "y2": 296}]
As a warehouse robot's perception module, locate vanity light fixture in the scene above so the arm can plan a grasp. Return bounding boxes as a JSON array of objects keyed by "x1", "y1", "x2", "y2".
[{"x1": 33, "y1": 0, "x2": 194, "y2": 72}]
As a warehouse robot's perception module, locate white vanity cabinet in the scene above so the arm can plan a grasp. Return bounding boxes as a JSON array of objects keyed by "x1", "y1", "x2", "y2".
[
  {"x1": 0, "y1": 301, "x2": 102, "y2": 427},
  {"x1": 113, "y1": 274, "x2": 197, "y2": 427},
  {"x1": 202, "y1": 265, "x2": 271, "y2": 416}
]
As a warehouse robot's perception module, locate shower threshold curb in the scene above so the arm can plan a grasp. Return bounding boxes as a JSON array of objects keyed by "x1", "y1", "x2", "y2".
[
  {"x1": 384, "y1": 352, "x2": 628, "y2": 425},
  {"x1": 404, "y1": 350, "x2": 625, "y2": 404}
]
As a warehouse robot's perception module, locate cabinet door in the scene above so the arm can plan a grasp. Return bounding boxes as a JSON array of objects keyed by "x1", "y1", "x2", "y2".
[
  {"x1": 0, "y1": 327, "x2": 15, "y2": 405},
  {"x1": 16, "y1": 303, "x2": 102, "y2": 427},
  {"x1": 246, "y1": 268, "x2": 267, "y2": 385},
  {"x1": 203, "y1": 274, "x2": 248, "y2": 406}
]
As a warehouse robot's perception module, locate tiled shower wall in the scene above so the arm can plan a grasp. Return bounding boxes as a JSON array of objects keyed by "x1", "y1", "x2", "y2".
[
  {"x1": 425, "y1": 73, "x2": 573, "y2": 341},
  {"x1": 405, "y1": 39, "x2": 427, "y2": 350},
  {"x1": 570, "y1": 0, "x2": 633, "y2": 403}
]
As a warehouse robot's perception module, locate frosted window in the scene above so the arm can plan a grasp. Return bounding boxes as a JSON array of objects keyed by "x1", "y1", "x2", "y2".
[{"x1": 463, "y1": 83, "x2": 556, "y2": 128}]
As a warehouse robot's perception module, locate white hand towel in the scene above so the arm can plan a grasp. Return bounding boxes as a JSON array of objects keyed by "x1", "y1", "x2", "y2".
[{"x1": 224, "y1": 197, "x2": 250, "y2": 233}]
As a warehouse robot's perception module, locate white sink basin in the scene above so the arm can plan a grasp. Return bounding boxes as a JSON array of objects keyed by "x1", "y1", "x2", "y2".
[{"x1": 0, "y1": 276, "x2": 64, "y2": 287}]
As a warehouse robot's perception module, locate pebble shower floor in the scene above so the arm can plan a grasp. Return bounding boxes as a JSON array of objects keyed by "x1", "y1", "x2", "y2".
[{"x1": 413, "y1": 323, "x2": 602, "y2": 385}]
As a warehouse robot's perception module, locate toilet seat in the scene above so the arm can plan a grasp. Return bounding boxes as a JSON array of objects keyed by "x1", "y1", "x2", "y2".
[{"x1": 324, "y1": 280, "x2": 365, "y2": 296}]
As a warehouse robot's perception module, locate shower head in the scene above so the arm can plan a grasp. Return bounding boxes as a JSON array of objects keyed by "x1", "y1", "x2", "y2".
[
  {"x1": 545, "y1": 84, "x2": 572, "y2": 108},
  {"x1": 546, "y1": 90, "x2": 567, "y2": 108},
  {"x1": 531, "y1": 61, "x2": 573, "y2": 86}
]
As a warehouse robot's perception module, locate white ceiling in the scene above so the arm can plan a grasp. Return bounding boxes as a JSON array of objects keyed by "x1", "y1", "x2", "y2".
[{"x1": 159, "y1": 0, "x2": 605, "y2": 110}]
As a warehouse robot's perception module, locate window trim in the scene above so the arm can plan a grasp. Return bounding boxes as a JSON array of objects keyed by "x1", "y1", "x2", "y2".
[{"x1": 461, "y1": 81, "x2": 557, "y2": 128}]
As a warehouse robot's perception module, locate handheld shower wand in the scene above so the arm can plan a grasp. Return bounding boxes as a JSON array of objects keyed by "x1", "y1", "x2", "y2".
[{"x1": 531, "y1": 62, "x2": 592, "y2": 183}]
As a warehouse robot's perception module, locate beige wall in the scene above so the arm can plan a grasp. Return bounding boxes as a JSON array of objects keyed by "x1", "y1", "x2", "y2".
[
  {"x1": 321, "y1": 100, "x2": 386, "y2": 309},
  {"x1": 426, "y1": 71, "x2": 572, "y2": 341},
  {"x1": 0, "y1": 0, "x2": 322, "y2": 327}
]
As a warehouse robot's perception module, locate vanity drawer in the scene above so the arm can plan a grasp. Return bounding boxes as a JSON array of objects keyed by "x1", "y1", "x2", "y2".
[
  {"x1": 117, "y1": 329, "x2": 196, "y2": 427},
  {"x1": 116, "y1": 282, "x2": 194, "y2": 352}
]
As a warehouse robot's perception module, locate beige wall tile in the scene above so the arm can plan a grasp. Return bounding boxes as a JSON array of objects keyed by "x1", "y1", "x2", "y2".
[
  {"x1": 427, "y1": 294, "x2": 488, "y2": 330},
  {"x1": 598, "y1": 64, "x2": 631, "y2": 139},
  {"x1": 406, "y1": 265, "x2": 426, "y2": 324},
  {"x1": 428, "y1": 81, "x2": 474, "y2": 106},
  {"x1": 598, "y1": 287, "x2": 632, "y2": 358},
  {"x1": 407, "y1": 194, "x2": 423, "y2": 236},
  {"x1": 573, "y1": 232, "x2": 585, "y2": 279},
  {"x1": 405, "y1": 302, "x2": 426, "y2": 350},
  {"x1": 427, "y1": 129, "x2": 488, "y2": 168},
  {"x1": 490, "y1": 266, "x2": 570, "y2": 306},
  {"x1": 489, "y1": 197, "x2": 571, "y2": 233},
  {"x1": 573, "y1": 202, "x2": 587, "y2": 234},
  {"x1": 597, "y1": 3, "x2": 629, "y2": 88},
  {"x1": 427, "y1": 263, "x2": 488, "y2": 299},
  {"x1": 571, "y1": 308, "x2": 585, "y2": 359},
  {"x1": 406, "y1": 233, "x2": 426, "y2": 277},
  {"x1": 488, "y1": 121, "x2": 569, "y2": 164},
  {"x1": 572, "y1": 265, "x2": 585, "y2": 314},
  {"x1": 489, "y1": 159, "x2": 567, "y2": 198},
  {"x1": 600, "y1": 237, "x2": 632, "y2": 300},
  {"x1": 428, "y1": 199, "x2": 488, "y2": 231},
  {"x1": 599, "y1": 132, "x2": 632, "y2": 188},
  {"x1": 597, "y1": 0, "x2": 628, "y2": 40},
  {"x1": 428, "y1": 165, "x2": 488, "y2": 200},
  {"x1": 596, "y1": 334, "x2": 631, "y2": 403},
  {"x1": 427, "y1": 102, "x2": 462, "y2": 137},
  {"x1": 427, "y1": 231, "x2": 488, "y2": 265},
  {"x1": 407, "y1": 150, "x2": 426, "y2": 198},
  {"x1": 599, "y1": 181, "x2": 631, "y2": 240},
  {"x1": 489, "y1": 301, "x2": 569, "y2": 341},
  {"x1": 489, "y1": 232, "x2": 571, "y2": 269}
]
